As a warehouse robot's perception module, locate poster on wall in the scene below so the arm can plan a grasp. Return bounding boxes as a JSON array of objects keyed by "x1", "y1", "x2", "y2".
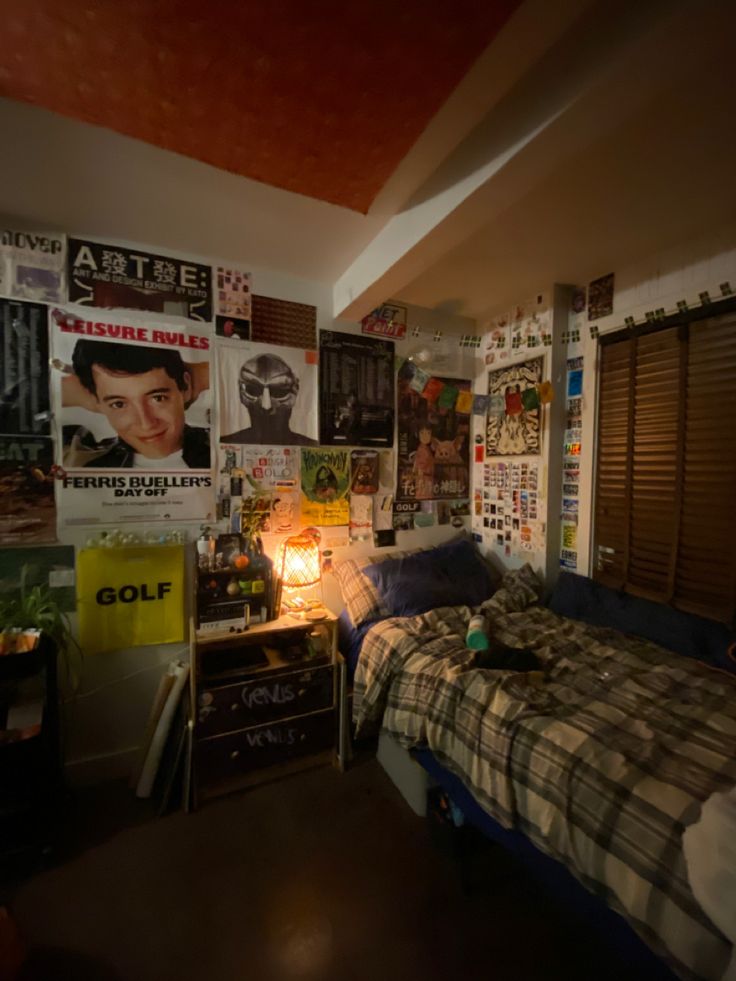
[
  {"x1": 0, "y1": 228, "x2": 66, "y2": 303},
  {"x1": 395, "y1": 363, "x2": 471, "y2": 503},
  {"x1": 49, "y1": 306, "x2": 213, "y2": 526},
  {"x1": 0, "y1": 545, "x2": 76, "y2": 612},
  {"x1": 241, "y1": 446, "x2": 300, "y2": 535},
  {"x1": 0, "y1": 435, "x2": 57, "y2": 544},
  {"x1": 215, "y1": 266, "x2": 251, "y2": 322},
  {"x1": 486, "y1": 356, "x2": 543, "y2": 456},
  {"x1": 68, "y1": 238, "x2": 212, "y2": 322},
  {"x1": 76, "y1": 545, "x2": 185, "y2": 654},
  {"x1": 319, "y1": 330, "x2": 394, "y2": 446},
  {"x1": 300, "y1": 447, "x2": 349, "y2": 526},
  {"x1": 217, "y1": 340, "x2": 318, "y2": 446},
  {"x1": 0, "y1": 300, "x2": 51, "y2": 437}
]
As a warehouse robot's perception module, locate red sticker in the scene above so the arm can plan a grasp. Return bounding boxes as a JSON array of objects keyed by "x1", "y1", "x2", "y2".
[
  {"x1": 305, "y1": 350, "x2": 318, "y2": 364},
  {"x1": 475, "y1": 445, "x2": 484, "y2": 462}
]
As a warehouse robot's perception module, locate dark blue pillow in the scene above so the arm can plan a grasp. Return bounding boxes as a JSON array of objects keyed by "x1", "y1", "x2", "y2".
[
  {"x1": 363, "y1": 539, "x2": 497, "y2": 617},
  {"x1": 548, "y1": 572, "x2": 735, "y2": 674}
]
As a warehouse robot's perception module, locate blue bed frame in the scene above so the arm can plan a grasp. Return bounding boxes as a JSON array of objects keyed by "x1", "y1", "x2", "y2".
[{"x1": 412, "y1": 746, "x2": 679, "y2": 981}]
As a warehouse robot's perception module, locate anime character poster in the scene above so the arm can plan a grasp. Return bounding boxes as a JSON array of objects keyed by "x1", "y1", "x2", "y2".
[
  {"x1": 49, "y1": 305, "x2": 214, "y2": 526},
  {"x1": 486, "y1": 356, "x2": 543, "y2": 456},
  {"x1": 68, "y1": 238, "x2": 212, "y2": 322},
  {"x1": 0, "y1": 228, "x2": 66, "y2": 303},
  {"x1": 395, "y1": 363, "x2": 471, "y2": 503},
  {"x1": 217, "y1": 340, "x2": 318, "y2": 446},
  {"x1": 300, "y1": 447, "x2": 349, "y2": 526},
  {"x1": 319, "y1": 330, "x2": 394, "y2": 446}
]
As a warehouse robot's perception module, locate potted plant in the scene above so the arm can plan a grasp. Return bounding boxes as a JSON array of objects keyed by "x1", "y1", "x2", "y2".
[{"x1": 0, "y1": 565, "x2": 82, "y2": 688}]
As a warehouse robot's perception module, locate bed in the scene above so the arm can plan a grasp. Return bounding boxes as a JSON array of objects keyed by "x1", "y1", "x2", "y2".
[{"x1": 335, "y1": 541, "x2": 736, "y2": 981}]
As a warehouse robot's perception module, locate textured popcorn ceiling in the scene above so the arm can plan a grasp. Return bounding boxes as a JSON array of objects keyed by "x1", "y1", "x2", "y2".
[{"x1": 0, "y1": 0, "x2": 520, "y2": 213}]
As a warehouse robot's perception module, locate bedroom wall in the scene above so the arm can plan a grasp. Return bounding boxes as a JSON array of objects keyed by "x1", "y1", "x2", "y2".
[{"x1": 0, "y1": 221, "x2": 478, "y2": 783}]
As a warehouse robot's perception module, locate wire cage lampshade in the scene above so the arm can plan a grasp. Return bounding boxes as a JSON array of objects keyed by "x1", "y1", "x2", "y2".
[{"x1": 277, "y1": 534, "x2": 321, "y2": 590}]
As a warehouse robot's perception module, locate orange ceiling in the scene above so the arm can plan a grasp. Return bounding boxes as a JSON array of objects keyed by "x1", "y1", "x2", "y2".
[{"x1": 0, "y1": 0, "x2": 520, "y2": 213}]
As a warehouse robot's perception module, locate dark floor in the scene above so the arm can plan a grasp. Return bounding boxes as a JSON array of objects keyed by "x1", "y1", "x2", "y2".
[{"x1": 3, "y1": 756, "x2": 628, "y2": 981}]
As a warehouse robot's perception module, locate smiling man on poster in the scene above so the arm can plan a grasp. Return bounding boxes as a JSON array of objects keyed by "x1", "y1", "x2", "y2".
[{"x1": 61, "y1": 339, "x2": 210, "y2": 469}]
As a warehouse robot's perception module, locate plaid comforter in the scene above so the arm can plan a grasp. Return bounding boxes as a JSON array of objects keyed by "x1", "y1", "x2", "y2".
[{"x1": 353, "y1": 566, "x2": 736, "y2": 981}]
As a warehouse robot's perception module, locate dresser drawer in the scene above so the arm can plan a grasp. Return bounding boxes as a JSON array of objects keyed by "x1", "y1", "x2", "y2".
[
  {"x1": 197, "y1": 663, "x2": 333, "y2": 737},
  {"x1": 197, "y1": 709, "x2": 334, "y2": 783}
]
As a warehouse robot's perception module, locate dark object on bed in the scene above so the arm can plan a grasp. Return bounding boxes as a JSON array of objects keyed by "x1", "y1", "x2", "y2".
[
  {"x1": 414, "y1": 747, "x2": 678, "y2": 981},
  {"x1": 548, "y1": 572, "x2": 735, "y2": 674},
  {"x1": 362, "y1": 538, "x2": 499, "y2": 617},
  {"x1": 475, "y1": 640, "x2": 540, "y2": 673}
]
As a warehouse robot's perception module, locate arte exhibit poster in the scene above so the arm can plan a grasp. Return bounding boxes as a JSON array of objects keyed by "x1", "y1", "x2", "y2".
[
  {"x1": 319, "y1": 330, "x2": 394, "y2": 447},
  {"x1": 0, "y1": 300, "x2": 51, "y2": 437},
  {"x1": 68, "y1": 238, "x2": 212, "y2": 322},
  {"x1": 217, "y1": 340, "x2": 318, "y2": 446},
  {"x1": 300, "y1": 447, "x2": 349, "y2": 526},
  {"x1": 0, "y1": 228, "x2": 66, "y2": 303},
  {"x1": 486, "y1": 356, "x2": 543, "y2": 456},
  {"x1": 76, "y1": 545, "x2": 185, "y2": 654},
  {"x1": 395, "y1": 363, "x2": 471, "y2": 503},
  {"x1": 0, "y1": 435, "x2": 57, "y2": 545},
  {"x1": 49, "y1": 305, "x2": 214, "y2": 526}
]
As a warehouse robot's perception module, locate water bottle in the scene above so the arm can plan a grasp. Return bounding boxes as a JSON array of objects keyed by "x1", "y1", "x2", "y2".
[{"x1": 466, "y1": 613, "x2": 489, "y2": 651}]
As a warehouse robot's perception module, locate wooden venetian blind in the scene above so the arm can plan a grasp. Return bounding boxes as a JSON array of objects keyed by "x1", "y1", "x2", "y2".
[{"x1": 593, "y1": 310, "x2": 736, "y2": 624}]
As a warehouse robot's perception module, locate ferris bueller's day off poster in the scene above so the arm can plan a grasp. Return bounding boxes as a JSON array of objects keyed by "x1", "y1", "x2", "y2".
[{"x1": 50, "y1": 306, "x2": 214, "y2": 526}]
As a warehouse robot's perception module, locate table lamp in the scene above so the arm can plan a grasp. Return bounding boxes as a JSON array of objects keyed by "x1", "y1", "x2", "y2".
[{"x1": 276, "y1": 533, "x2": 321, "y2": 612}]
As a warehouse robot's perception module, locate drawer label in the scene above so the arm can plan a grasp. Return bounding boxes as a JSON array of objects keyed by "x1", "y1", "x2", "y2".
[
  {"x1": 241, "y1": 682, "x2": 295, "y2": 710},
  {"x1": 245, "y1": 726, "x2": 298, "y2": 748}
]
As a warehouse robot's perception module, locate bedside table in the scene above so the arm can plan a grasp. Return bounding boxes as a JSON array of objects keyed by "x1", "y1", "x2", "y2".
[{"x1": 187, "y1": 610, "x2": 345, "y2": 808}]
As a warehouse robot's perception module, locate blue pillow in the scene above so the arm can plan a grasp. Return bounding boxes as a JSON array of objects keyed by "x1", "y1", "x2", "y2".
[
  {"x1": 548, "y1": 572, "x2": 735, "y2": 674},
  {"x1": 362, "y1": 539, "x2": 497, "y2": 617}
]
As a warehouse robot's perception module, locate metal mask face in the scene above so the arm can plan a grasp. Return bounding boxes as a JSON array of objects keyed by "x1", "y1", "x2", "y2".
[{"x1": 238, "y1": 354, "x2": 298, "y2": 423}]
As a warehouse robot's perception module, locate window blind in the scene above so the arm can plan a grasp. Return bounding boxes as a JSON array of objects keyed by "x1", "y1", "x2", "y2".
[{"x1": 593, "y1": 309, "x2": 736, "y2": 624}]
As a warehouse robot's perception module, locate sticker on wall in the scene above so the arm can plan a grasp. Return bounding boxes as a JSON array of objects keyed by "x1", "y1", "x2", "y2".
[
  {"x1": 319, "y1": 331, "x2": 394, "y2": 447},
  {"x1": 76, "y1": 545, "x2": 185, "y2": 654},
  {"x1": 50, "y1": 306, "x2": 214, "y2": 526},
  {"x1": 300, "y1": 447, "x2": 349, "y2": 526},
  {"x1": 68, "y1": 238, "x2": 212, "y2": 322},
  {"x1": 0, "y1": 228, "x2": 66, "y2": 304},
  {"x1": 361, "y1": 302, "x2": 407, "y2": 340},
  {"x1": 215, "y1": 315, "x2": 250, "y2": 341},
  {"x1": 217, "y1": 339, "x2": 318, "y2": 446}
]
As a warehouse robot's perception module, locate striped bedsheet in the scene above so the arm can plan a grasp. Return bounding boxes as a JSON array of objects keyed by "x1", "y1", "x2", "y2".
[{"x1": 352, "y1": 565, "x2": 736, "y2": 981}]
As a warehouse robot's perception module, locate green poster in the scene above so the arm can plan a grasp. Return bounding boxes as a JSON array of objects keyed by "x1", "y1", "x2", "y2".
[{"x1": 300, "y1": 448, "x2": 350, "y2": 526}]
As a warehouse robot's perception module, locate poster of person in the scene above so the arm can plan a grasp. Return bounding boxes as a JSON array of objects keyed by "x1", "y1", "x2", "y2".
[
  {"x1": 49, "y1": 305, "x2": 214, "y2": 526},
  {"x1": 216, "y1": 266, "x2": 252, "y2": 322},
  {"x1": 0, "y1": 435, "x2": 57, "y2": 544},
  {"x1": 215, "y1": 315, "x2": 250, "y2": 341},
  {"x1": 217, "y1": 340, "x2": 318, "y2": 446},
  {"x1": 0, "y1": 300, "x2": 50, "y2": 437},
  {"x1": 319, "y1": 330, "x2": 394, "y2": 446},
  {"x1": 68, "y1": 238, "x2": 212, "y2": 322},
  {"x1": 395, "y1": 364, "x2": 471, "y2": 503},
  {"x1": 0, "y1": 228, "x2": 66, "y2": 303},
  {"x1": 486, "y1": 356, "x2": 543, "y2": 456},
  {"x1": 300, "y1": 447, "x2": 349, "y2": 526},
  {"x1": 241, "y1": 446, "x2": 300, "y2": 535}
]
